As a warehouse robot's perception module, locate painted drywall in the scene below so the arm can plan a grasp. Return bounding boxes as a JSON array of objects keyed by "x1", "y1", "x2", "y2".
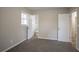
[
  {"x1": 0, "y1": 7, "x2": 32, "y2": 51},
  {"x1": 70, "y1": 8, "x2": 79, "y2": 51},
  {"x1": 76, "y1": 8, "x2": 79, "y2": 50},
  {"x1": 69, "y1": 8, "x2": 79, "y2": 50},
  {"x1": 35, "y1": 8, "x2": 70, "y2": 40}
]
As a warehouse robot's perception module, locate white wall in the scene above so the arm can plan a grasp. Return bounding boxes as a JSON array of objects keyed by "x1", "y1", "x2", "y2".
[
  {"x1": 0, "y1": 7, "x2": 32, "y2": 51},
  {"x1": 36, "y1": 8, "x2": 70, "y2": 40}
]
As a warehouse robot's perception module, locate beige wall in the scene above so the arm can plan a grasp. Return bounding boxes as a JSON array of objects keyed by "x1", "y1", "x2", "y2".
[
  {"x1": 0, "y1": 7, "x2": 74, "y2": 51},
  {"x1": 36, "y1": 8, "x2": 70, "y2": 40},
  {"x1": 76, "y1": 8, "x2": 79, "y2": 50},
  {"x1": 0, "y1": 7, "x2": 32, "y2": 51},
  {"x1": 69, "y1": 8, "x2": 79, "y2": 51},
  {"x1": 70, "y1": 8, "x2": 79, "y2": 50}
]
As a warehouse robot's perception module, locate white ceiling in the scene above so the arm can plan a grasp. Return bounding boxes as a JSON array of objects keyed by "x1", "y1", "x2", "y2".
[{"x1": 26, "y1": 7, "x2": 70, "y2": 11}]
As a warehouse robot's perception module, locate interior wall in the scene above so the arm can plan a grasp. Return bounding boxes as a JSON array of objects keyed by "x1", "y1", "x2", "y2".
[
  {"x1": 0, "y1": 7, "x2": 32, "y2": 51},
  {"x1": 76, "y1": 8, "x2": 79, "y2": 50},
  {"x1": 37, "y1": 10, "x2": 58, "y2": 40},
  {"x1": 71, "y1": 11, "x2": 77, "y2": 47},
  {"x1": 69, "y1": 8, "x2": 79, "y2": 50},
  {"x1": 36, "y1": 8, "x2": 70, "y2": 40}
]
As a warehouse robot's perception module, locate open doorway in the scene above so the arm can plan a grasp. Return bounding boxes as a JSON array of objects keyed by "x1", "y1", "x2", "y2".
[
  {"x1": 28, "y1": 14, "x2": 38, "y2": 40},
  {"x1": 21, "y1": 12, "x2": 28, "y2": 40}
]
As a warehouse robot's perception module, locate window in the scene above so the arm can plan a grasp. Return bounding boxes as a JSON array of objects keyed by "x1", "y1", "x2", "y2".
[{"x1": 21, "y1": 13, "x2": 28, "y2": 25}]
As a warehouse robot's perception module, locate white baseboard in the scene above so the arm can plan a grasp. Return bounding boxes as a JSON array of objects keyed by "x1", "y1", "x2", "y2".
[
  {"x1": 2, "y1": 39, "x2": 26, "y2": 52},
  {"x1": 58, "y1": 40, "x2": 71, "y2": 42},
  {"x1": 38, "y1": 37, "x2": 57, "y2": 40}
]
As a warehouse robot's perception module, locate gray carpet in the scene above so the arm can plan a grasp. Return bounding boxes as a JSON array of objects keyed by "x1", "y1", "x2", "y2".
[{"x1": 7, "y1": 39, "x2": 78, "y2": 52}]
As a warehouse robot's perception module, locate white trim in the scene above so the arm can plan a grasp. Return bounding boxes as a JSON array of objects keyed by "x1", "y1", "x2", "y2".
[
  {"x1": 38, "y1": 36, "x2": 71, "y2": 42},
  {"x1": 58, "y1": 40, "x2": 71, "y2": 43},
  {"x1": 2, "y1": 39, "x2": 26, "y2": 52},
  {"x1": 37, "y1": 34, "x2": 57, "y2": 40},
  {"x1": 58, "y1": 40, "x2": 71, "y2": 42},
  {"x1": 38, "y1": 36, "x2": 57, "y2": 40}
]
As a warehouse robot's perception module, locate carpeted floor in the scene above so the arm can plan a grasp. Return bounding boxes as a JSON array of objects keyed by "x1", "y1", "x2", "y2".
[{"x1": 7, "y1": 39, "x2": 78, "y2": 52}]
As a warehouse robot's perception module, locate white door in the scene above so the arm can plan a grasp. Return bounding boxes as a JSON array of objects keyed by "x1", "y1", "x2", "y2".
[{"x1": 58, "y1": 14, "x2": 70, "y2": 42}]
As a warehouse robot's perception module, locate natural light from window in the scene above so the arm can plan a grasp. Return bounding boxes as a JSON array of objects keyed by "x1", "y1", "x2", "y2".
[{"x1": 21, "y1": 13, "x2": 28, "y2": 25}]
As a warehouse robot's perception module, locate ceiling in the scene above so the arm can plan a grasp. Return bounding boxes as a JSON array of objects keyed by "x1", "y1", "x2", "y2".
[{"x1": 26, "y1": 7, "x2": 70, "y2": 11}]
